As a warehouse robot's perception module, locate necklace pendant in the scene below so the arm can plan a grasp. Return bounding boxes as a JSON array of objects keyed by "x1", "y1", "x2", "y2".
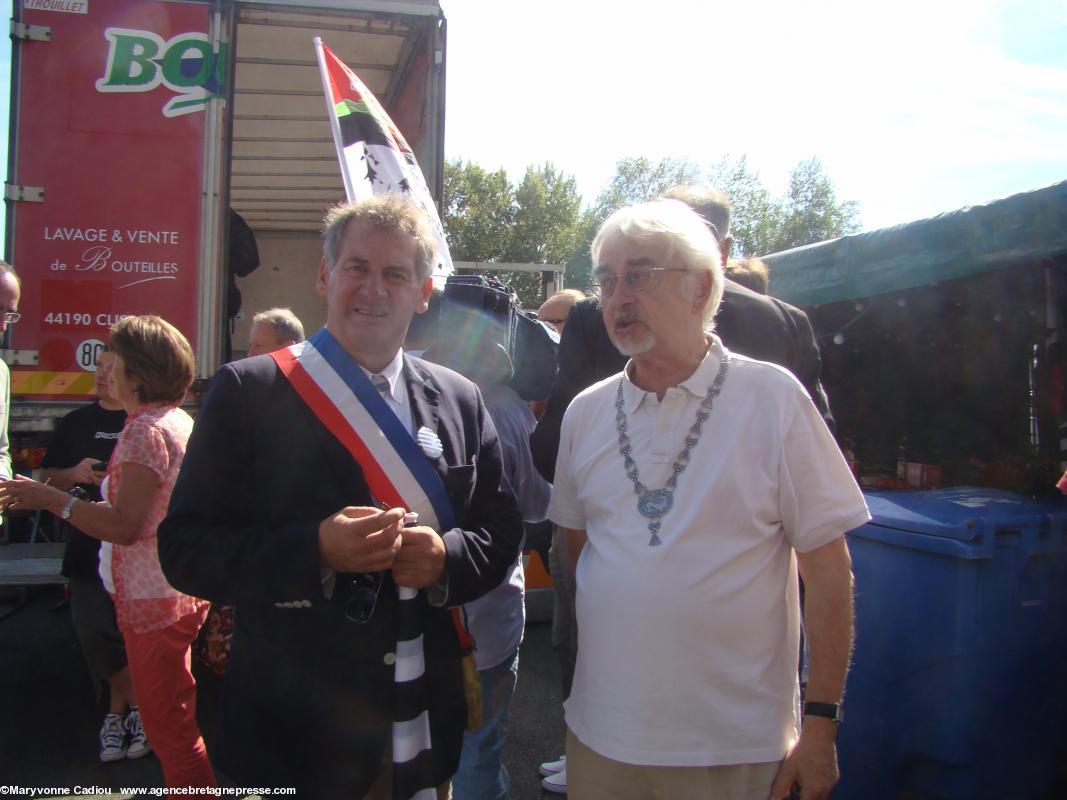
[
  {"x1": 647, "y1": 519, "x2": 663, "y2": 547},
  {"x1": 637, "y1": 488, "x2": 673, "y2": 519}
]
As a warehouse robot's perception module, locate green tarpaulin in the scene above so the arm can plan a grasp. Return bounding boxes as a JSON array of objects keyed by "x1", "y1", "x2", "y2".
[{"x1": 763, "y1": 179, "x2": 1067, "y2": 307}]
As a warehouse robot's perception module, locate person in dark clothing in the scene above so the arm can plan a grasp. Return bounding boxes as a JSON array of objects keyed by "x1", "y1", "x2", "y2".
[
  {"x1": 39, "y1": 351, "x2": 145, "y2": 763},
  {"x1": 225, "y1": 209, "x2": 261, "y2": 362}
]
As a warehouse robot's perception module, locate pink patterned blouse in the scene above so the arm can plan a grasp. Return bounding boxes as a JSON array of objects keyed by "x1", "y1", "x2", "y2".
[{"x1": 108, "y1": 402, "x2": 207, "y2": 634}]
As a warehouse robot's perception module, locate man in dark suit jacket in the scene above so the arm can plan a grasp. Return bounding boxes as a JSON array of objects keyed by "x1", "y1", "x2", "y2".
[{"x1": 159, "y1": 195, "x2": 522, "y2": 799}]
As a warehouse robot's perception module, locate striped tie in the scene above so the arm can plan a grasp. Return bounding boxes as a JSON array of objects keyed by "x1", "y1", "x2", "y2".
[{"x1": 371, "y1": 374, "x2": 390, "y2": 398}]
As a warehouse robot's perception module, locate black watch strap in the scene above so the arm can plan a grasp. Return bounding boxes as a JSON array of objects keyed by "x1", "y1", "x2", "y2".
[{"x1": 803, "y1": 701, "x2": 843, "y2": 723}]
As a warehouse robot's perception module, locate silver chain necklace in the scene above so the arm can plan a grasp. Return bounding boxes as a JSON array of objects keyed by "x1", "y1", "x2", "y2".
[{"x1": 615, "y1": 351, "x2": 730, "y2": 546}]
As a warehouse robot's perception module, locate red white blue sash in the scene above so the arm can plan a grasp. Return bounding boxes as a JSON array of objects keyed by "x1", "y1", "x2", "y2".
[
  {"x1": 270, "y1": 328, "x2": 455, "y2": 531},
  {"x1": 271, "y1": 327, "x2": 449, "y2": 799}
]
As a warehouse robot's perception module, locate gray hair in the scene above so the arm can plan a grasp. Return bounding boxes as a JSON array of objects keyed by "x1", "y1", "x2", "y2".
[
  {"x1": 591, "y1": 199, "x2": 725, "y2": 328},
  {"x1": 0, "y1": 261, "x2": 20, "y2": 288},
  {"x1": 661, "y1": 185, "x2": 731, "y2": 241},
  {"x1": 251, "y1": 307, "x2": 305, "y2": 343},
  {"x1": 321, "y1": 194, "x2": 437, "y2": 281}
]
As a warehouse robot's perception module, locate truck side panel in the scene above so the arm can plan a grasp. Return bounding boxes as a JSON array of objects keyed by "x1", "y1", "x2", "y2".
[{"x1": 8, "y1": 0, "x2": 210, "y2": 398}]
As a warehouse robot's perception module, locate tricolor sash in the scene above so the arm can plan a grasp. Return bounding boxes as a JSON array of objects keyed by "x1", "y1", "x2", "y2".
[
  {"x1": 272, "y1": 328, "x2": 455, "y2": 530},
  {"x1": 270, "y1": 327, "x2": 450, "y2": 800}
]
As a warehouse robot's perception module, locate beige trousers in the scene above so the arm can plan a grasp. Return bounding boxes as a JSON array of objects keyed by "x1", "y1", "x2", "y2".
[{"x1": 567, "y1": 728, "x2": 781, "y2": 800}]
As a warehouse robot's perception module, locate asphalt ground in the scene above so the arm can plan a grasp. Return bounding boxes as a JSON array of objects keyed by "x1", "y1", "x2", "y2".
[{"x1": 0, "y1": 584, "x2": 567, "y2": 799}]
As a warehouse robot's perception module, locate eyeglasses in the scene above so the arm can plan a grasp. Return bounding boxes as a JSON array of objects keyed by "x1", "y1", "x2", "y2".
[
  {"x1": 3, "y1": 311, "x2": 20, "y2": 324},
  {"x1": 592, "y1": 266, "x2": 688, "y2": 299},
  {"x1": 344, "y1": 572, "x2": 384, "y2": 623}
]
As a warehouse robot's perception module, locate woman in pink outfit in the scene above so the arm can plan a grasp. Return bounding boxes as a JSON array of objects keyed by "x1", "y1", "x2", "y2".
[{"x1": 1, "y1": 315, "x2": 214, "y2": 788}]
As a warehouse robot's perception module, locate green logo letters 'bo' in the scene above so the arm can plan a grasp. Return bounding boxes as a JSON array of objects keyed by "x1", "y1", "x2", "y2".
[{"x1": 96, "y1": 27, "x2": 228, "y2": 117}]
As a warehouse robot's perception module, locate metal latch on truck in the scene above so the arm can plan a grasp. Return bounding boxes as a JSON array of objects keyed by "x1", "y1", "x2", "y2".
[{"x1": 10, "y1": 21, "x2": 50, "y2": 41}]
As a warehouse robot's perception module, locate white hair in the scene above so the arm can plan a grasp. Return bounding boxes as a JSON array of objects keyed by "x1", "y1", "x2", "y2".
[{"x1": 591, "y1": 199, "x2": 724, "y2": 327}]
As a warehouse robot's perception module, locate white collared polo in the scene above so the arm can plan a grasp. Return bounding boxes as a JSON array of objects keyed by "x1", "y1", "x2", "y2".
[{"x1": 548, "y1": 336, "x2": 871, "y2": 767}]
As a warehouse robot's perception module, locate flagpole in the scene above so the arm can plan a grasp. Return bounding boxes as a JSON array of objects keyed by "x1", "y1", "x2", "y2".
[{"x1": 313, "y1": 36, "x2": 357, "y2": 202}]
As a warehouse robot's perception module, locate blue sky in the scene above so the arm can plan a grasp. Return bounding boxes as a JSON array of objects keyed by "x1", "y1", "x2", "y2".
[{"x1": 2, "y1": 0, "x2": 1066, "y2": 252}]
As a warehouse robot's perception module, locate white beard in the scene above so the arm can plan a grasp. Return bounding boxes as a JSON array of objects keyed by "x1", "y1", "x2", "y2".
[{"x1": 611, "y1": 329, "x2": 656, "y2": 357}]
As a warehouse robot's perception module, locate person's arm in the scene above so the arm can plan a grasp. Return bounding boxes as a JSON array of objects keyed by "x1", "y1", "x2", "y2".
[
  {"x1": 0, "y1": 463, "x2": 158, "y2": 545},
  {"x1": 769, "y1": 536, "x2": 854, "y2": 800},
  {"x1": 564, "y1": 527, "x2": 587, "y2": 575},
  {"x1": 491, "y1": 393, "x2": 551, "y2": 524},
  {"x1": 40, "y1": 458, "x2": 104, "y2": 491}
]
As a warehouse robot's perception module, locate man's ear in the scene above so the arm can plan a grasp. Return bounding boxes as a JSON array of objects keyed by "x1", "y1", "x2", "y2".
[
  {"x1": 689, "y1": 269, "x2": 713, "y2": 313},
  {"x1": 415, "y1": 276, "x2": 433, "y2": 313},
  {"x1": 316, "y1": 257, "x2": 329, "y2": 297},
  {"x1": 720, "y1": 236, "x2": 733, "y2": 265}
]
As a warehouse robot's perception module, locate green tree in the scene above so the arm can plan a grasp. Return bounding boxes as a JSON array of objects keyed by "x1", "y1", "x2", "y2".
[
  {"x1": 442, "y1": 160, "x2": 588, "y2": 306},
  {"x1": 442, "y1": 159, "x2": 514, "y2": 261},
  {"x1": 767, "y1": 157, "x2": 861, "y2": 253},
  {"x1": 501, "y1": 163, "x2": 586, "y2": 305},
  {"x1": 592, "y1": 156, "x2": 702, "y2": 222},
  {"x1": 564, "y1": 208, "x2": 598, "y2": 292},
  {"x1": 706, "y1": 155, "x2": 783, "y2": 257}
]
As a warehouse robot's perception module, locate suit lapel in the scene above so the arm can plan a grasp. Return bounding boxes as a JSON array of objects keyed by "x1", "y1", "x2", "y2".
[{"x1": 404, "y1": 356, "x2": 443, "y2": 457}]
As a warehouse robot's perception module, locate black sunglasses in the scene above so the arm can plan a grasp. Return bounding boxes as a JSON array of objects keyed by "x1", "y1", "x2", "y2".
[{"x1": 344, "y1": 572, "x2": 384, "y2": 623}]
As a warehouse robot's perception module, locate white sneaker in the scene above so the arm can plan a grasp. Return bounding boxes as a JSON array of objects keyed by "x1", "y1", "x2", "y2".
[
  {"x1": 541, "y1": 765, "x2": 567, "y2": 795},
  {"x1": 124, "y1": 707, "x2": 152, "y2": 759},
  {"x1": 98, "y1": 713, "x2": 127, "y2": 762},
  {"x1": 539, "y1": 755, "x2": 565, "y2": 777}
]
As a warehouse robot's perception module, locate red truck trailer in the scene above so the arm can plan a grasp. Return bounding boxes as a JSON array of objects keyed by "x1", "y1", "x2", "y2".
[{"x1": 4, "y1": 0, "x2": 447, "y2": 450}]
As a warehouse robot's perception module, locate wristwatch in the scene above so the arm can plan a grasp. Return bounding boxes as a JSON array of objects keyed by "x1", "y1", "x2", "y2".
[
  {"x1": 803, "y1": 701, "x2": 843, "y2": 724},
  {"x1": 60, "y1": 495, "x2": 78, "y2": 521}
]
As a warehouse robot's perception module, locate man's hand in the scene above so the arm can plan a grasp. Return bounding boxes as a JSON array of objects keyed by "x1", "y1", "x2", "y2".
[
  {"x1": 70, "y1": 458, "x2": 105, "y2": 486},
  {"x1": 390, "y1": 525, "x2": 446, "y2": 588},
  {"x1": 768, "y1": 720, "x2": 840, "y2": 800},
  {"x1": 317, "y1": 506, "x2": 404, "y2": 573}
]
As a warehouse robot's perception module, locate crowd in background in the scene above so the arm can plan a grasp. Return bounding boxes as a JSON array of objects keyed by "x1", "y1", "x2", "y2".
[{"x1": 0, "y1": 184, "x2": 863, "y2": 800}]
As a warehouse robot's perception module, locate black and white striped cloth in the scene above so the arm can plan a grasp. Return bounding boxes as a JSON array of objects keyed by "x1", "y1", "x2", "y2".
[{"x1": 390, "y1": 584, "x2": 437, "y2": 800}]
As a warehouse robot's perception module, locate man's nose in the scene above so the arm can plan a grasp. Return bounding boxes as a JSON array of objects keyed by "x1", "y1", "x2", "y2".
[
  {"x1": 610, "y1": 276, "x2": 639, "y2": 303},
  {"x1": 358, "y1": 271, "x2": 388, "y2": 297}
]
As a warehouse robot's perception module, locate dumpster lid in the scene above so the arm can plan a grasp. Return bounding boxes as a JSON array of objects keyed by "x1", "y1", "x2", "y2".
[{"x1": 864, "y1": 487, "x2": 1067, "y2": 541}]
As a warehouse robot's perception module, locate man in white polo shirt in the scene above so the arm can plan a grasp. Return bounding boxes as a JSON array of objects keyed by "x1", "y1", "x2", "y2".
[{"x1": 548, "y1": 199, "x2": 870, "y2": 800}]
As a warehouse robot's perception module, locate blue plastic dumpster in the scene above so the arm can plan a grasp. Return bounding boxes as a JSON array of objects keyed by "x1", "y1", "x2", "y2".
[{"x1": 838, "y1": 487, "x2": 1067, "y2": 800}]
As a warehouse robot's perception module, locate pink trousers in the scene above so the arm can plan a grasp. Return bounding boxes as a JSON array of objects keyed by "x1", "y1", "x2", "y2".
[{"x1": 124, "y1": 607, "x2": 215, "y2": 788}]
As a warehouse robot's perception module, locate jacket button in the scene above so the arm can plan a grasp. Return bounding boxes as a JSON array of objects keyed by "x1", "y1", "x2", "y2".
[{"x1": 383, "y1": 652, "x2": 396, "y2": 666}]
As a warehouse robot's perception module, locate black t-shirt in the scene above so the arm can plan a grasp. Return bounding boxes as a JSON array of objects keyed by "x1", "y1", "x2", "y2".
[{"x1": 41, "y1": 401, "x2": 127, "y2": 578}]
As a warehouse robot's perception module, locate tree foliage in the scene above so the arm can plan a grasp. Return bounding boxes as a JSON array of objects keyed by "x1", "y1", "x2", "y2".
[
  {"x1": 440, "y1": 154, "x2": 861, "y2": 303},
  {"x1": 707, "y1": 155, "x2": 860, "y2": 256},
  {"x1": 706, "y1": 155, "x2": 782, "y2": 257},
  {"x1": 441, "y1": 160, "x2": 513, "y2": 261},
  {"x1": 592, "y1": 156, "x2": 701, "y2": 222},
  {"x1": 441, "y1": 159, "x2": 586, "y2": 306},
  {"x1": 772, "y1": 157, "x2": 861, "y2": 252}
]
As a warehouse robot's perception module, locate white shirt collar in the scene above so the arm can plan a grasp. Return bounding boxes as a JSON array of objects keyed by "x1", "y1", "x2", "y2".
[
  {"x1": 620, "y1": 335, "x2": 727, "y2": 414},
  {"x1": 360, "y1": 349, "x2": 405, "y2": 402}
]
